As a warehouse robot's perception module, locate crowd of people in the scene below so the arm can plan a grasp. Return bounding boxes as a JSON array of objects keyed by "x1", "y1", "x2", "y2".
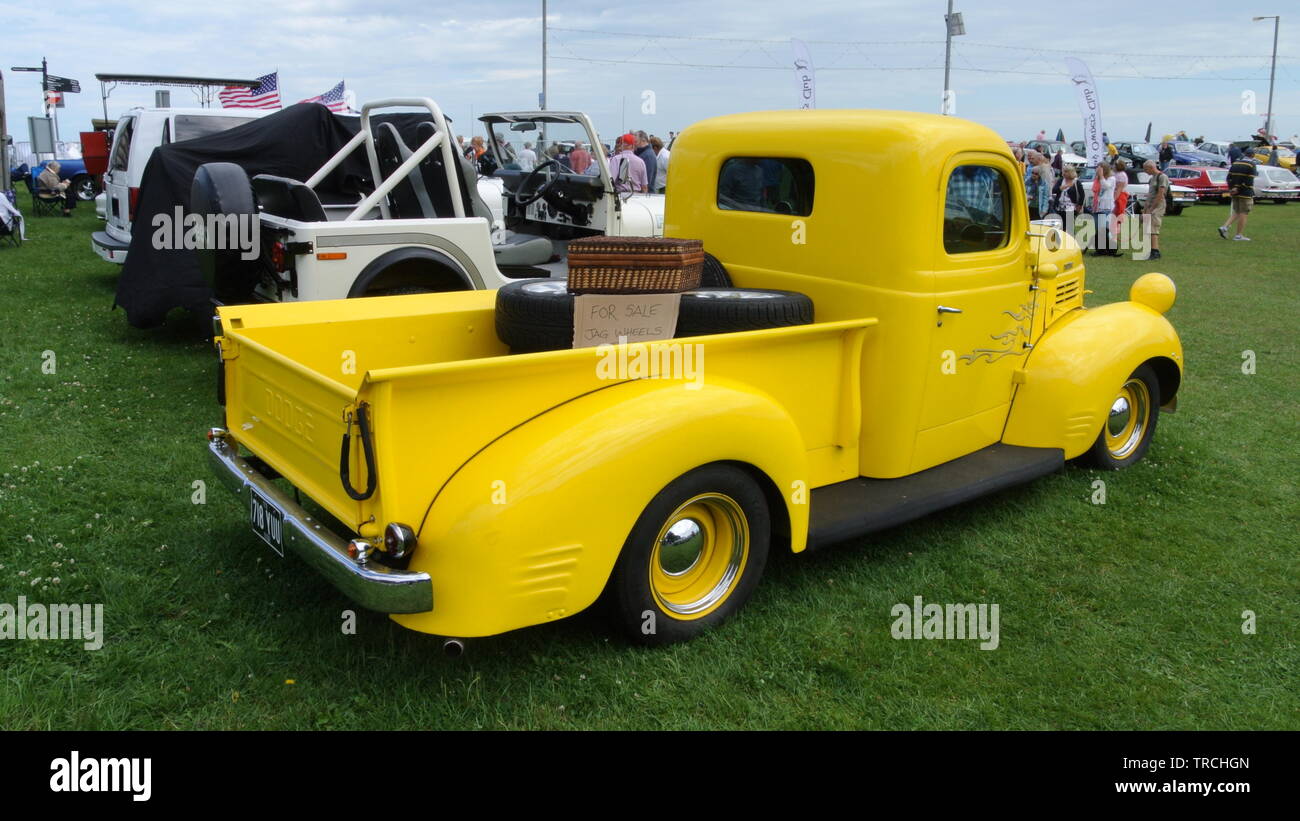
[
  {"x1": 454, "y1": 129, "x2": 673, "y2": 194},
  {"x1": 1009, "y1": 126, "x2": 1297, "y2": 258}
]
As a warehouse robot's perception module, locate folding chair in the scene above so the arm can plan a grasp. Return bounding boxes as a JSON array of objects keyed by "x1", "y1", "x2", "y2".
[
  {"x1": 32, "y1": 190, "x2": 63, "y2": 216},
  {"x1": 0, "y1": 215, "x2": 21, "y2": 248}
]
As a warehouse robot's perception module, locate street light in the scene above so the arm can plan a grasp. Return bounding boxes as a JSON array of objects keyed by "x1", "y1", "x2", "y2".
[
  {"x1": 942, "y1": 3, "x2": 966, "y2": 115},
  {"x1": 1252, "y1": 16, "x2": 1280, "y2": 142}
]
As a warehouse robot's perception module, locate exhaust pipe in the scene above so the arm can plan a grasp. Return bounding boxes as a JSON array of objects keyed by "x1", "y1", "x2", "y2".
[{"x1": 442, "y1": 638, "x2": 465, "y2": 658}]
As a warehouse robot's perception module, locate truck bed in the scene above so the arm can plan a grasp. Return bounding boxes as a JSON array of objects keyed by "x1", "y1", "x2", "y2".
[{"x1": 215, "y1": 291, "x2": 877, "y2": 537}]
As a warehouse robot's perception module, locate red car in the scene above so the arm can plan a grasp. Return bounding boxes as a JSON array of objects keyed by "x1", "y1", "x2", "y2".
[{"x1": 1164, "y1": 166, "x2": 1230, "y2": 203}]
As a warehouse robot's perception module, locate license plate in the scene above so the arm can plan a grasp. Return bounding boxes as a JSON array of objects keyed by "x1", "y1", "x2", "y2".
[{"x1": 249, "y1": 488, "x2": 285, "y2": 556}]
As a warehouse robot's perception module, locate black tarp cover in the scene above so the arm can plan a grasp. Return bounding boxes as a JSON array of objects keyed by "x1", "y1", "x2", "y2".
[{"x1": 113, "y1": 103, "x2": 441, "y2": 327}]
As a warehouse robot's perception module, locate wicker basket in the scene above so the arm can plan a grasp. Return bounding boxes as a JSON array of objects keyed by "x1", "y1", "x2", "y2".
[{"x1": 567, "y1": 237, "x2": 704, "y2": 294}]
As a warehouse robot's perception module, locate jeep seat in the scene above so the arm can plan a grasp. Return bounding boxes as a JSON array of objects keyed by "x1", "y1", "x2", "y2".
[
  {"x1": 451, "y1": 146, "x2": 553, "y2": 267},
  {"x1": 251, "y1": 175, "x2": 327, "y2": 222}
]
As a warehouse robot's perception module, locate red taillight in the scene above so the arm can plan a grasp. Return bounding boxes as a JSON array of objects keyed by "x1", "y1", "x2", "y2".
[
  {"x1": 270, "y1": 240, "x2": 286, "y2": 272},
  {"x1": 128, "y1": 187, "x2": 140, "y2": 221}
]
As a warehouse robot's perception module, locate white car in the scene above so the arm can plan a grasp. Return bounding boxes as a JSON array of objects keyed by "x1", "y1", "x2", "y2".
[
  {"x1": 1253, "y1": 165, "x2": 1300, "y2": 203},
  {"x1": 94, "y1": 107, "x2": 270, "y2": 264},
  {"x1": 1027, "y1": 140, "x2": 1087, "y2": 168},
  {"x1": 94, "y1": 192, "x2": 106, "y2": 220},
  {"x1": 1077, "y1": 167, "x2": 1197, "y2": 215}
]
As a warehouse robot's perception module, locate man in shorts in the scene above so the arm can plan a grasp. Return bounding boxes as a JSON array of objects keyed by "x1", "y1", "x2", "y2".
[
  {"x1": 1220, "y1": 156, "x2": 1256, "y2": 241},
  {"x1": 1141, "y1": 160, "x2": 1168, "y2": 260}
]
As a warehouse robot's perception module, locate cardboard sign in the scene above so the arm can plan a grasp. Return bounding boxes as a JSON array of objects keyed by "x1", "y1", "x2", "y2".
[{"x1": 572, "y1": 293, "x2": 681, "y2": 348}]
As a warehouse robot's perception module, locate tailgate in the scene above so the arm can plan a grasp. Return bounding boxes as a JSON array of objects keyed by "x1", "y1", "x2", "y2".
[{"x1": 219, "y1": 331, "x2": 363, "y2": 528}]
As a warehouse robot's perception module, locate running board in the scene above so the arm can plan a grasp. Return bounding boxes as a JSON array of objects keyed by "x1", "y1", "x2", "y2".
[{"x1": 807, "y1": 444, "x2": 1064, "y2": 549}]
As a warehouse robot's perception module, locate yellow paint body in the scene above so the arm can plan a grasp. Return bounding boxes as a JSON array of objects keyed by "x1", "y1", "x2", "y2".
[{"x1": 215, "y1": 110, "x2": 1182, "y2": 638}]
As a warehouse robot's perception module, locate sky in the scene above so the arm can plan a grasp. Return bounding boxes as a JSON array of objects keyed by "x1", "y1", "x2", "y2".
[{"x1": 3, "y1": 0, "x2": 1297, "y2": 149}]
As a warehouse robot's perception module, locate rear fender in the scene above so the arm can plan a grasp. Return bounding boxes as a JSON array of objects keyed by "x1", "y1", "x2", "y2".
[
  {"x1": 393, "y1": 377, "x2": 809, "y2": 638},
  {"x1": 1003, "y1": 301, "x2": 1183, "y2": 458}
]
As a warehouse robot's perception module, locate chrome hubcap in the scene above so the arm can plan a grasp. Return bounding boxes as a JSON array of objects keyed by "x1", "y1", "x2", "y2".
[{"x1": 659, "y1": 518, "x2": 704, "y2": 576}]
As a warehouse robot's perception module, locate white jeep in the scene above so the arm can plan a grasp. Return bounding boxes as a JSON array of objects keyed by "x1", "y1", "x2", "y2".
[{"x1": 193, "y1": 99, "x2": 664, "y2": 305}]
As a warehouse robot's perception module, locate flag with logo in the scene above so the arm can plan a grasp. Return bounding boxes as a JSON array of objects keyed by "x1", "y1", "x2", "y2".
[
  {"x1": 218, "y1": 72, "x2": 281, "y2": 110},
  {"x1": 791, "y1": 40, "x2": 815, "y2": 110},
  {"x1": 1064, "y1": 58, "x2": 1104, "y2": 167},
  {"x1": 299, "y1": 81, "x2": 348, "y2": 113}
]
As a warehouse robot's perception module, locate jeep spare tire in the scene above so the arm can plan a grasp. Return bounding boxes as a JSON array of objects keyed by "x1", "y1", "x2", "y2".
[
  {"x1": 494, "y1": 280, "x2": 814, "y2": 353},
  {"x1": 191, "y1": 162, "x2": 260, "y2": 305}
]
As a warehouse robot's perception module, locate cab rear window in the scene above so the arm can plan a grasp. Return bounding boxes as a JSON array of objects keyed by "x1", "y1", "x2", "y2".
[
  {"x1": 943, "y1": 165, "x2": 1010, "y2": 254},
  {"x1": 717, "y1": 157, "x2": 814, "y2": 215}
]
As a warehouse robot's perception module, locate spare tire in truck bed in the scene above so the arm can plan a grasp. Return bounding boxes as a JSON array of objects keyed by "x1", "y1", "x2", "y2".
[{"x1": 494, "y1": 280, "x2": 813, "y2": 353}]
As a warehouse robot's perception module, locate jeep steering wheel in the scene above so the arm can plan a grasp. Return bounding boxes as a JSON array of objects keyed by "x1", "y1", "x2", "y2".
[{"x1": 514, "y1": 159, "x2": 562, "y2": 207}]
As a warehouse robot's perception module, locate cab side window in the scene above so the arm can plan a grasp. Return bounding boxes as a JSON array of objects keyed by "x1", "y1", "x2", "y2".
[
  {"x1": 943, "y1": 165, "x2": 1009, "y2": 254},
  {"x1": 717, "y1": 157, "x2": 814, "y2": 216}
]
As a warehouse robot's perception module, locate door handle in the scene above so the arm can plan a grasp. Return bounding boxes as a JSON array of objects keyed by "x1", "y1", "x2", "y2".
[{"x1": 936, "y1": 305, "x2": 962, "y2": 327}]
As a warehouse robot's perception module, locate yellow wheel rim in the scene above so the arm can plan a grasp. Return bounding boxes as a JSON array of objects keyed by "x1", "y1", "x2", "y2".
[
  {"x1": 1104, "y1": 378, "x2": 1151, "y2": 460},
  {"x1": 649, "y1": 493, "x2": 750, "y2": 620}
]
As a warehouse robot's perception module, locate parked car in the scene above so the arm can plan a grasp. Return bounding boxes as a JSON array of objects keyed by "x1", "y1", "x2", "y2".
[
  {"x1": 206, "y1": 109, "x2": 1183, "y2": 646},
  {"x1": 1026, "y1": 140, "x2": 1087, "y2": 167},
  {"x1": 1196, "y1": 141, "x2": 1233, "y2": 165},
  {"x1": 94, "y1": 107, "x2": 271, "y2": 264},
  {"x1": 15, "y1": 152, "x2": 99, "y2": 202},
  {"x1": 1077, "y1": 166, "x2": 1197, "y2": 214},
  {"x1": 1252, "y1": 164, "x2": 1300, "y2": 203},
  {"x1": 1163, "y1": 166, "x2": 1230, "y2": 202},
  {"x1": 1171, "y1": 141, "x2": 1224, "y2": 167},
  {"x1": 1114, "y1": 141, "x2": 1160, "y2": 169},
  {"x1": 1250, "y1": 146, "x2": 1296, "y2": 171}
]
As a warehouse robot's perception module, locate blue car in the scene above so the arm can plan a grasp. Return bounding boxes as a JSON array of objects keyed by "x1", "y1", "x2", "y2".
[{"x1": 11, "y1": 157, "x2": 100, "y2": 202}]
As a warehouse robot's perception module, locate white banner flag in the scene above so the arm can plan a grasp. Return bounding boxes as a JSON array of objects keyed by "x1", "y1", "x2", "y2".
[
  {"x1": 791, "y1": 39, "x2": 816, "y2": 110},
  {"x1": 1064, "y1": 57, "x2": 1104, "y2": 167}
]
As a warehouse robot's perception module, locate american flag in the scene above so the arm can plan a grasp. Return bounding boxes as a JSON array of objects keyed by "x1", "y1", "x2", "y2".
[
  {"x1": 218, "y1": 72, "x2": 281, "y2": 110},
  {"x1": 299, "y1": 81, "x2": 348, "y2": 113}
]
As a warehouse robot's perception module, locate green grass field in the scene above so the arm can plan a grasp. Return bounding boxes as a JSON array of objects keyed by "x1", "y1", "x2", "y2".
[{"x1": 0, "y1": 190, "x2": 1295, "y2": 730}]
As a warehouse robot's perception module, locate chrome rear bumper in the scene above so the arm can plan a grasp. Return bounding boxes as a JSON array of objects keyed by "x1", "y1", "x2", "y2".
[{"x1": 207, "y1": 431, "x2": 433, "y2": 614}]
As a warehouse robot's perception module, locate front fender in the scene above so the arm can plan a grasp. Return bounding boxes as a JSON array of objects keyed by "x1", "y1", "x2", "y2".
[
  {"x1": 1003, "y1": 302, "x2": 1183, "y2": 459},
  {"x1": 392, "y1": 377, "x2": 810, "y2": 638}
]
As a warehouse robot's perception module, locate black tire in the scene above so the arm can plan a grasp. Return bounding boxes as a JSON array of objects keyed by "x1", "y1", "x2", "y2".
[
  {"x1": 676, "y1": 288, "x2": 813, "y2": 338},
  {"x1": 494, "y1": 281, "x2": 814, "y2": 352},
  {"x1": 495, "y1": 279, "x2": 575, "y2": 352},
  {"x1": 191, "y1": 163, "x2": 260, "y2": 304},
  {"x1": 1168, "y1": 205, "x2": 1184, "y2": 216},
  {"x1": 72, "y1": 175, "x2": 97, "y2": 202},
  {"x1": 700, "y1": 252, "x2": 733, "y2": 287},
  {"x1": 1082, "y1": 363, "x2": 1161, "y2": 470},
  {"x1": 608, "y1": 464, "x2": 770, "y2": 645}
]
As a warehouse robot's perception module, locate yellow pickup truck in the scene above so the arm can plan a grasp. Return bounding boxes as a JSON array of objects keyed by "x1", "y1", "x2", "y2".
[{"x1": 207, "y1": 110, "x2": 1183, "y2": 647}]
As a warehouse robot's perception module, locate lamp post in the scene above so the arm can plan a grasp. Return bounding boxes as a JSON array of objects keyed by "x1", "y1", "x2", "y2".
[
  {"x1": 942, "y1": 2, "x2": 965, "y2": 115},
  {"x1": 541, "y1": 0, "x2": 548, "y2": 111},
  {"x1": 1252, "y1": 16, "x2": 1280, "y2": 142}
]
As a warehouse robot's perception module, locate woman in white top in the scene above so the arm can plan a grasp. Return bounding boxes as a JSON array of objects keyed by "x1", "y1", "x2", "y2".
[{"x1": 1093, "y1": 163, "x2": 1116, "y2": 255}]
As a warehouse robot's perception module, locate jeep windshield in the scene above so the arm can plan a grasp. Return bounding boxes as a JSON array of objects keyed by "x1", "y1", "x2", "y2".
[{"x1": 482, "y1": 116, "x2": 601, "y2": 176}]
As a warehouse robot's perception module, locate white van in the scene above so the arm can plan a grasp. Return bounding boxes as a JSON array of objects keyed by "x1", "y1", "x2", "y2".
[{"x1": 92, "y1": 107, "x2": 269, "y2": 264}]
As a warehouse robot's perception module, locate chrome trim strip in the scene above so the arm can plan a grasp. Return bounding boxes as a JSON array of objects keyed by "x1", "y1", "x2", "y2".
[{"x1": 207, "y1": 434, "x2": 433, "y2": 614}]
